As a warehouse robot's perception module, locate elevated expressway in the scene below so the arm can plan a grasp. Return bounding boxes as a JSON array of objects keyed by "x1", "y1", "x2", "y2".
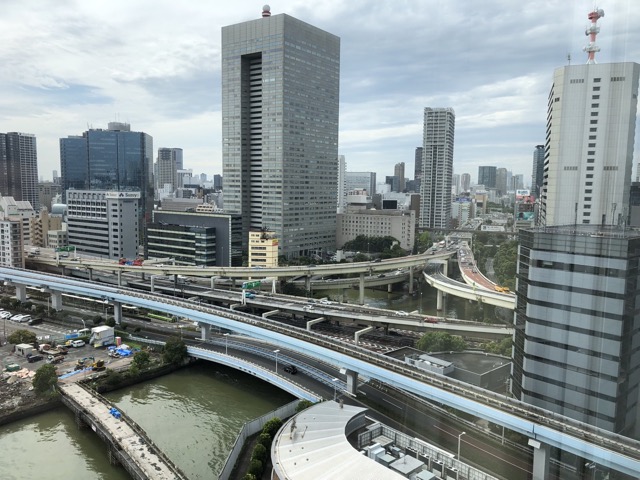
[
  {"x1": 29, "y1": 249, "x2": 455, "y2": 305},
  {"x1": 423, "y1": 262, "x2": 516, "y2": 310},
  {"x1": 2, "y1": 267, "x2": 640, "y2": 479}
]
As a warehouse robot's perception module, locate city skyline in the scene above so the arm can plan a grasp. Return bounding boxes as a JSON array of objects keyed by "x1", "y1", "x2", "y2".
[{"x1": 2, "y1": 1, "x2": 639, "y2": 185}]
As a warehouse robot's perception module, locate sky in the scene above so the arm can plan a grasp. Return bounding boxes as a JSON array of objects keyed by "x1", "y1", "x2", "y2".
[{"x1": 1, "y1": 1, "x2": 639, "y2": 186}]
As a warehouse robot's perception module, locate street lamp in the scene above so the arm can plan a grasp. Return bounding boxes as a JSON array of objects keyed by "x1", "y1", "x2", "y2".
[
  {"x1": 332, "y1": 377, "x2": 338, "y2": 401},
  {"x1": 224, "y1": 333, "x2": 230, "y2": 355},
  {"x1": 457, "y1": 431, "x2": 466, "y2": 460},
  {"x1": 274, "y1": 349, "x2": 280, "y2": 373}
]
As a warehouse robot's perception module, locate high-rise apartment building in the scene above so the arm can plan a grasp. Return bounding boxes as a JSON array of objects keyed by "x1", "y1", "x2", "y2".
[
  {"x1": 532, "y1": 145, "x2": 545, "y2": 199},
  {"x1": 478, "y1": 166, "x2": 497, "y2": 189},
  {"x1": 156, "y1": 148, "x2": 183, "y2": 194},
  {"x1": 414, "y1": 147, "x2": 423, "y2": 193},
  {"x1": 419, "y1": 107, "x2": 455, "y2": 229},
  {"x1": 496, "y1": 168, "x2": 508, "y2": 195},
  {"x1": 0, "y1": 132, "x2": 39, "y2": 210},
  {"x1": 540, "y1": 10, "x2": 639, "y2": 226},
  {"x1": 221, "y1": 6, "x2": 340, "y2": 258},
  {"x1": 60, "y1": 122, "x2": 153, "y2": 241},
  {"x1": 337, "y1": 155, "x2": 347, "y2": 213},
  {"x1": 394, "y1": 162, "x2": 405, "y2": 192},
  {"x1": 460, "y1": 173, "x2": 471, "y2": 193},
  {"x1": 512, "y1": 225, "x2": 640, "y2": 439}
]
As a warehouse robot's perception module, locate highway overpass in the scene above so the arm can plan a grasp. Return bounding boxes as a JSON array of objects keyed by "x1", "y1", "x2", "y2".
[{"x1": 1, "y1": 267, "x2": 639, "y2": 479}]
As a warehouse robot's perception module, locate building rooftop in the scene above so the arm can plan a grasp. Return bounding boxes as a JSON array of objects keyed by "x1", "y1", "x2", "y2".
[{"x1": 525, "y1": 224, "x2": 640, "y2": 240}]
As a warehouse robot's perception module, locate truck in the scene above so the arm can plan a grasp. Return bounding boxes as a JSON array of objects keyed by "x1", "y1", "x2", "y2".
[{"x1": 89, "y1": 325, "x2": 115, "y2": 348}]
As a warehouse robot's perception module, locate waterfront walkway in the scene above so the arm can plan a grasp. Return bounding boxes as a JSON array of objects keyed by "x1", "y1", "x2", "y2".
[{"x1": 59, "y1": 383, "x2": 186, "y2": 480}]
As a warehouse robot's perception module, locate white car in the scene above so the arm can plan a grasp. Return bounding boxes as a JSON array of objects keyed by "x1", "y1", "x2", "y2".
[
  {"x1": 395, "y1": 311, "x2": 409, "y2": 317},
  {"x1": 319, "y1": 299, "x2": 332, "y2": 305},
  {"x1": 0, "y1": 311, "x2": 12, "y2": 319},
  {"x1": 10, "y1": 314, "x2": 25, "y2": 322}
]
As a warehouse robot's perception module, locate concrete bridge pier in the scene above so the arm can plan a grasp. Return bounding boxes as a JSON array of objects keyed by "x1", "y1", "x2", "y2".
[
  {"x1": 387, "y1": 283, "x2": 393, "y2": 293},
  {"x1": 112, "y1": 301, "x2": 122, "y2": 325},
  {"x1": 436, "y1": 290, "x2": 444, "y2": 311},
  {"x1": 117, "y1": 270, "x2": 123, "y2": 287},
  {"x1": 15, "y1": 283, "x2": 27, "y2": 302},
  {"x1": 529, "y1": 439, "x2": 550, "y2": 480},
  {"x1": 346, "y1": 369, "x2": 358, "y2": 396},
  {"x1": 200, "y1": 323, "x2": 211, "y2": 341},
  {"x1": 305, "y1": 276, "x2": 311, "y2": 294},
  {"x1": 408, "y1": 268, "x2": 414, "y2": 294},
  {"x1": 51, "y1": 291, "x2": 63, "y2": 311},
  {"x1": 87, "y1": 268, "x2": 93, "y2": 282},
  {"x1": 359, "y1": 273, "x2": 365, "y2": 305}
]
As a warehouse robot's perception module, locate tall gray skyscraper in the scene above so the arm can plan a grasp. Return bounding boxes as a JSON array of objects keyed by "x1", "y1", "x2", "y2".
[
  {"x1": 0, "y1": 132, "x2": 39, "y2": 210},
  {"x1": 540, "y1": 9, "x2": 639, "y2": 226},
  {"x1": 221, "y1": 6, "x2": 340, "y2": 258},
  {"x1": 460, "y1": 173, "x2": 471, "y2": 193},
  {"x1": 394, "y1": 162, "x2": 405, "y2": 192},
  {"x1": 414, "y1": 147, "x2": 423, "y2": 192},
  {"x1": 531, "y1": 145, "x2": 545, "y2": 199},
  {"x1": 60, "y1": 122, "x2": 153, "y2": 239},
  {"x1": 420, "y1": 108, "x2": 455, "y2": 228},
  {"x1": 156, "y1": 148, "x2": 183, "y2": 193}
]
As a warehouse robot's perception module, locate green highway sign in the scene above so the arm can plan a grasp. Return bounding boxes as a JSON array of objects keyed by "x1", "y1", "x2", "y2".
[{"x1": 242, "y1": 281, "x2": 261, "y2": 289}]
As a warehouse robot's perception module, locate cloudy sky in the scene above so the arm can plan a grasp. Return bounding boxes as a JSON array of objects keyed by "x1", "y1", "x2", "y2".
[{"x1": 1, "y1": 1, "x2": 639, "y2": 185}]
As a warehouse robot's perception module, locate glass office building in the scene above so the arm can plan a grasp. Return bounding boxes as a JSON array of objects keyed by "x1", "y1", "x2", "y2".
[{"x1": 221, "y1": 8, "x2": 340, "y2": 258}]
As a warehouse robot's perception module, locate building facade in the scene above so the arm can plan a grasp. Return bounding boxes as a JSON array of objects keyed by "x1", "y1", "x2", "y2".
[
  {"x1": 512, "y1": 225, "x2": 640, "y2": 438},
  {"x1": 155, "y1": 147, "x2": 183, "y2": 197},
  {"x1": 414, "y1": 147, "x2": 423, "y2": 193},
  {"x1": 66, "y1": 190, "x2": 140, "y2": 259},
  {"x1": 337, "y1": 208, "x2": 415, "y2": 251},
  {"x1": 0, "y1": 219, "x2": 23, "y2": 267},
  {"x1": 540, "y1": 62, "x2": 639, "y2": 226},
  {"x1": 60, "y1": 122, "x2": 153, "y2": 239},
  {"x1": 420, "y1": 107, "x2": 455, "y2": 229},
  {"x1": 460, "y1": 173, "x2": 471, "y2": 193},
  {"x1": 147, "y1": 210, "x2": 242, "y2": 267},
  {"x1": 394, "y1": 162, "x2": 405, "y2": 192},
  {"x1": 248, "y1": 230, "x2": 279, "y2": 268},
  {"x1": 531, "y1": 145, "x2": 545, "y2": 199},
  {"x1": 346, "y1": 172, "x2": 376, "y2": 196},
  {"x1": 222, "y1": 7, "x2": 340, "y2": 258},
  {"x1": 478, "y1": 166, "x2": 497, "y2": 190},
  {"x1": 0, "y1": 132, "x2": 39, "y2": 210}
]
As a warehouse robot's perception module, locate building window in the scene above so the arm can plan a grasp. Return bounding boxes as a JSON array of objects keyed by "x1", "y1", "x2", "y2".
[
  {"x1": 590, "y1": 120, "x2": 598, "y2": 124},
  {"x1": 593, "y1": 86, "x2": 600, "y2": 91},
  {"x1": 593, "y1": 78, "x2": 601, "y2": 83}
]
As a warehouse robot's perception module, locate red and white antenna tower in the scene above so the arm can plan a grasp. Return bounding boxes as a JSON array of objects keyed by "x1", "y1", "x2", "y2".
[{"x1": 584, "y1": 5, "x2": 605, "y2": 64}]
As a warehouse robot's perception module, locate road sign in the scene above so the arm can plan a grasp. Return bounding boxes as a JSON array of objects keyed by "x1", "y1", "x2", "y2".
[{"x1": 242, "y1": 281, "x2": 261, "y2": 289}]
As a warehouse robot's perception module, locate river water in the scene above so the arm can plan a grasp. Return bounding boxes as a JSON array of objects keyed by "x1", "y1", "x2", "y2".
[{"x1": 0, "y1": 363, "x2": 293, "y2": 480}]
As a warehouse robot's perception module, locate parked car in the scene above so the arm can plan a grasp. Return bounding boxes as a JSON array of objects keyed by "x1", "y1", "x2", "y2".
[
  {"x1": 0, "y1": 311, "x2": 12, "y2": 319},
  {"x1": 27, "y1": 317, "x2": 43, "y2": 326},
  {"x1": 26, "y1": 354, "x2": 43, "y2": 363},
  {"x1": 71, "y1": 339, "x2": 85, "y2": 348},
  {"x1": 10, "y1": 314, "x2": 25, "y2": 322},
  {"x1": 283, "y1": 364, "x2": 298, "y2": 374}
]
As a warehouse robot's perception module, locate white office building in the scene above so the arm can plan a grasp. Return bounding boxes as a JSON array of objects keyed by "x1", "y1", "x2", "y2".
[{"x1": 66, "y1": 191, "x2": 140, "y2": 259}]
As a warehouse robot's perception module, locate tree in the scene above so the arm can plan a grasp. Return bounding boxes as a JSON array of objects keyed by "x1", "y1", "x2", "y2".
[
  {"x1": 105, "y1": 317, "x2": 116, "y2": 327},
  {"x1": 262, "y1": 417, "x2": 283, "y2": 438},
  {"x1": 485, "y1": 337, "x2": 512, "y2": 356},
  {"x1": 162, "y1": 336, "x2": 188, "y2": 365},
  {"x1": 32, "y1": 364, "x2": 58, "y2": 396},
  {"x1": 132, "y1": 350, "x2": 151, "y2": 370},
  {"x1": 493, "y1": 240, "x2": 518, "y2": 290},
  {"x1": 415, "y1": 231, "x2": 432, "y2": 253},
  {"x1": 295, "y1": 399, "x2": 313, "y2": 413},
  {"x1": 247, "y1": 459, "x2": 263, "y2": 478},
  {"x1": 92, "y1": 315, "x2": 104, "y2": 326},
  {"x1": 416, "y1": 332, "x2": 467, "y2": 352},
  {"x1": 251, "y1": 443, "x2": 268, "y2": 464},
  {"x1": 8, "y1": 329, "x2": 37, "y2": 345}
]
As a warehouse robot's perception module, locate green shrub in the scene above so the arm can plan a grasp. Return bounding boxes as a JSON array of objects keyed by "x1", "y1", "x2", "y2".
[
  {"x1": 262, "y1": 418, "x2": 283, "y2": 438},
  {"x1": 296, "y1": 400, "x2": 313, "y2": 413},
  {"x1": 251, "y1": 443, "x2": 267, "y2": 464},
  {"x1": 247, "y1": 459, "x2": 263, "y2": 478}
]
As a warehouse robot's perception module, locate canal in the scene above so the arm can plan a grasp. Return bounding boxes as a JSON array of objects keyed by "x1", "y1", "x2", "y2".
[{"x1": 0, "y1": 363, "x2": 293, "y2": 480}]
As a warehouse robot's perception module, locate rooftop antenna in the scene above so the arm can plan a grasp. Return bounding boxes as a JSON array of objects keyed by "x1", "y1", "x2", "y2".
[
  {"x1": 567, "y1": 53, "x2": 571, "y2": 65},
  {"x1": 584, "y1": 5, "x2": 605, "y2": 64}
]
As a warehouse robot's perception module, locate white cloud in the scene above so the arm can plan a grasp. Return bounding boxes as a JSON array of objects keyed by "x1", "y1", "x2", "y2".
[{"x1": 0, "y1": 0, "x2": 638, "y2": 186}]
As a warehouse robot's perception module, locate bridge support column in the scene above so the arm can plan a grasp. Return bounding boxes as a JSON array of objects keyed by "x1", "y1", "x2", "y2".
[
  {"x1": 529, "y1": 439, "x2": 550, "y2": 480},
  {"x1": 15, "y1": 284, "x2": 26, "y2": 302},
  {"x1": 436, "y1": 290, "x2": 444, "y2": 311},
  {"x1": 50, "y1": 291, "x2": 63, "y2": 311},
  {"x1": 200, "y1": 323, "x2": 211, "y2": 341},
  {"x1": 387, "y1": 283, "x2": 392, "y2": 293},
  {"x1": 112, "y1": 301, "x2": 122, "y2": 325},
  {"x1": 305, "y1": 276, "x2": 311, "y2": 294},
  {"x1": 210, "y1": 277, "x2": 216, "y2": 290},
  {"x1": 117, "y1": 270, "x2": 123, "y2": 287},
  {"x1": 272, "y1": 278, "x2": 277, "y2": 294},
  {"x1": 408, "y1": 268, "x2": 414, "y2": 294},
  {"x1": 150, "y1": 275, "x2": 157, "y2": 293},
  {"x1": 359, "y1": 273, "x2": 365, "y2": 305},
  {"x1": 346, "y1": 370, "x2": 358, "y2": 396},
  {"x1": 87, "y1": 268, "x2": 93, "y2": 282}
]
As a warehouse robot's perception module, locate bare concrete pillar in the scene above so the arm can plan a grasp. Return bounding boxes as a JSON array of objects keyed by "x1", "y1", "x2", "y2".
[
  {"x1": 117, "y1": 270, "x2": 123, "y2": 287},
  {"x1": 346, "y1": 370, "x2": 358, "y2": 395},
  {"x1": 51, "y1": 291, "x2": 63, "y2": 311},
  {"x1": 408, "y1": 268, "x2": 414, "y2": 294},
  {"x1": 436, "y1": 290, "x2": 444, "y2": 311},
  {"x1": 305, "y1": 276, "x2": 311, "y2": 293},
  {"x1": 200, "y1": 323, "x2": 211, "y2": 341},
  {"x1": 113, "y1": 301, "x2": 122, "y2": 325},
  {"x1": 529, "y1": 439, "x2": 550, "y2": 480},
  {"x1": 359, "y1": 273, "x2": 365, "y2": 305},
  {"x1": 387, "y1": 283, "x2": 393, "y2": 293},
  {"x1": 87, "y1": 268, "x2": 93, "y2": 282},
  {"x1": 150, "y1": 275, "x2": 156, "y2": 293},
  {"x1": 15, "y1": 284, "x2": 26, "y2": 302},
  {"x1": 210, "y1": 277, "x2": 216, "y2": 290}
]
